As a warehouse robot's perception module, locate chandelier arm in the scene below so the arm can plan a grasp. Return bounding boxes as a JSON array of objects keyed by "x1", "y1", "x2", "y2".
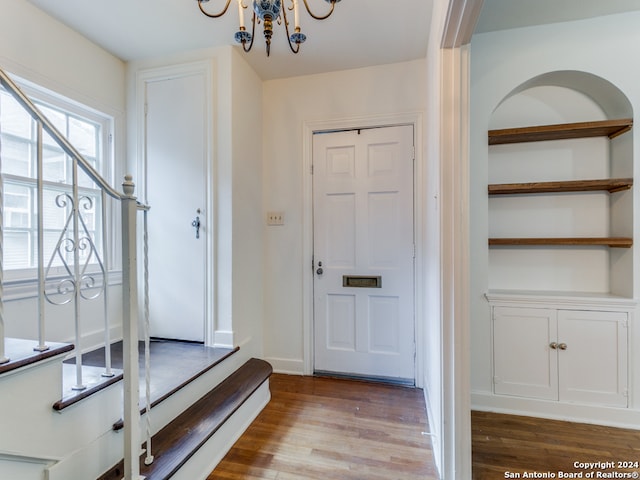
[
  {"x1": 198, "y1": 0, "x2": 233, "y2": 18},
  {"x1": 301, "y1": 0, "x2": 336, "y2": 20},
  {"x1": 282, "y1": 7, "x2": 301, "y2": 54},
  {"x1": 241, "y1": 12, "x2": 257, "y2": 52}
]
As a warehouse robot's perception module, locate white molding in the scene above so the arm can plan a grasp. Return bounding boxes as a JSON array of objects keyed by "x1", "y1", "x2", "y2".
[
  {"x1": 485, "y1": 290, "x2": 637, "y2": 310},
  {"x1": 265, "y1": 357, "x2": 305, "y2": 375},
  {"x1": 472, "y1": 392, "x2": 640, "y2": 430},
  {"x1": 440, "y1": 43, "x2": 472, "y2": 480},
  {"x1": 442, "y1": 0, "x2": 485, "y2": 48},
  {"x1": 423, "y1": 382, "x2": 441, "y2": 470},
  {"x1": 213, "y1": 330, "x2": 234, "y2": 349},
  {"x1": 301, "y1": 111, "x2": 425, "y2": 380}
]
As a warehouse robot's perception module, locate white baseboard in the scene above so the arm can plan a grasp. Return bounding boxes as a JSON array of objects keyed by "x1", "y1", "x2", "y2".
[
  {"x1": 264, "y1": 357, "x2": 304, "y2": 375},
  {"x1": 472, "y1": 391, "x2": 640, "y2": 430},
  {"x1": 213, "y1": 330, "x2": 234, "y2": 349},
  {"x1": 422, "y1": 382, "x2": 442, "y2": 480}
]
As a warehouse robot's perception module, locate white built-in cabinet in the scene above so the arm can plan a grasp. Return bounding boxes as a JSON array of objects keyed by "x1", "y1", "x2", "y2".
[
  {"x1": 479, "y1": 78, "x2": 637, "y2": 420},
  {"x1": 492, "y1": 305, "x2": 628, "y2": 408}
]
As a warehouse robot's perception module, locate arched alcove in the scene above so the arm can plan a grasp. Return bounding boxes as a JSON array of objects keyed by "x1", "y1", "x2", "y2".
[
  {"x1": 487, "y1": 70, "x2": 634, "y2": 297},
  {"x1": 496, "y1": 70, "x2": 633, "y2": 120}
]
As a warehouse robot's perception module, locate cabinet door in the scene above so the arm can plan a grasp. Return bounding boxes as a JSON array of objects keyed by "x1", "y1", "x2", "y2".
[
  {"x1": 557, "y1": 310, "x2": 628, "y2": 407},
  {"x1": 493, "y1": 307, "x2": 558, "y2": 400}
]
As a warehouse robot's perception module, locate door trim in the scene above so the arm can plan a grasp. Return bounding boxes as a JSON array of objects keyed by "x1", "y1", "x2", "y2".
[
  {"x1": 135, "y1": 60, "x2": 216, "y2": 346},
  {"x1": 302, "y1": 112, "x2": 424, "y2": 387}
]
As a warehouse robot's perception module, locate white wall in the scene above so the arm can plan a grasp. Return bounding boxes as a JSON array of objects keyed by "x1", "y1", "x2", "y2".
[
  {"x1": 0, "y1": 0, "x2": 125, "y2": 116},
  {"x1": 230, "y1": 49, "x2": 264, "y2": 359},
  {"x1": 1, "y1": 0, "x2": 127, "y2": 349},
  {"x1": 260, "y1": 60, "x2": 427, "y2": 374},
  {"x1": 470, "y1": 12, "x2": 640, "y2": 408}
]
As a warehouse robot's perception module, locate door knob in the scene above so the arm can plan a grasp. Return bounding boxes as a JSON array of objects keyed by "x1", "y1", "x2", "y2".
[
  {"x1": 192, "y1": 216, "x2": 201, "y2": 239},
  {"x1": 549, "y1": 342, "x2": 558, "y2": 350},
  {"x1": 558, "y1": 343, "x2": 568, "y2": 350},
  {"x1": 316, "y1": 261, "x2": 323, "y2": 275}
]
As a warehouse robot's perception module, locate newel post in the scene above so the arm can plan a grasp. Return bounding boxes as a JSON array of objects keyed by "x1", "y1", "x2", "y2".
[{"x1": 121, "y1": 174, "x2": 141, "y2": 480}]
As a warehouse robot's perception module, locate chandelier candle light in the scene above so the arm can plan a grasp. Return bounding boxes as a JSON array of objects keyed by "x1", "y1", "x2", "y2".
[{"x1": 197, "y1": 0, "x2": 341, "y2": 56}]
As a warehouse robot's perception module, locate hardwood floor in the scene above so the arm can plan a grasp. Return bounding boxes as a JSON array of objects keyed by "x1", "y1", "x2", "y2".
[
  {"x1": 472, "y1": 410, "x2": 640, "y2": 479},
  {"x1": 208, "y1": 374, "x2": 437, "y2": 480}
]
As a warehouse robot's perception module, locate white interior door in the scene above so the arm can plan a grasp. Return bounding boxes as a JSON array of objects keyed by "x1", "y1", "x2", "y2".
[
  {"x1": 145, "y1": 72, "x2": 207, "y2": 342},
  {"x1": 313, "y1": 125, "x2": 415, "y2": 382}
]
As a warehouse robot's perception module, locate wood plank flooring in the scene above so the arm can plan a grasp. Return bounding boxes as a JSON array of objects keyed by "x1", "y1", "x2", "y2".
[
  {"x1": 472, "y1": 410, "x2": 640, "y2": 479},
  {"x1": 208, "y1": 374, "x2": 437, "y2": 480}
]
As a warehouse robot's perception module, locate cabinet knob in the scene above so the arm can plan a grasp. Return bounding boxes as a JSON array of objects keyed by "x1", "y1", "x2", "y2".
[
  {"x1": 558, "y1": 343, "x2": 568, "y2": 350},
  {"x1": 549, "y1": 342, "x2": 558, "y2": 350}
]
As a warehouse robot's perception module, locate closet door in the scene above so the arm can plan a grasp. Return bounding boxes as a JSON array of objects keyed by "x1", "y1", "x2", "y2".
[{"x1": 145, "y1": 71, "x2": 208, "y2": 342}]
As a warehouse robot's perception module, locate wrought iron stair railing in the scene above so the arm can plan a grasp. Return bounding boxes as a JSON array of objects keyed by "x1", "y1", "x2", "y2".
[{"x1": 0, "y1": 67, "x2": 150, "y2": 480}]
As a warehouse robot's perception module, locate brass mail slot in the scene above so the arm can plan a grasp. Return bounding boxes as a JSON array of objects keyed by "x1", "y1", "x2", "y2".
[{"x1": 342, "y1": 275, "x2": 382, "y2": 288}]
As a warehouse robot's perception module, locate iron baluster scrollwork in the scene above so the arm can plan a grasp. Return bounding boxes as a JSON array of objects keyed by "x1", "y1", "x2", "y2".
[{"x1": 44, "y1": 193, "x2": 106, "y2": 306}]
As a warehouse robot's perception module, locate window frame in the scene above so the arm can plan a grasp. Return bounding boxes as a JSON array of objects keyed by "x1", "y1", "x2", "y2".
[{"x1": 1, "y1": 77, "x2": 117, "y2": 298}]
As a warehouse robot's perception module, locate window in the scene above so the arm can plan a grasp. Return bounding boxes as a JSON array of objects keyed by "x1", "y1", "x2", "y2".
[{"x1": 0, "y1": 81, "x2": 113, "y2": 282}]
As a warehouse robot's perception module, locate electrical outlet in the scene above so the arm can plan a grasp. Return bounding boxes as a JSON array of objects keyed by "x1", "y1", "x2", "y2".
[{"x1": 266, "y1": 211, "x2": 285, "y2": 226}]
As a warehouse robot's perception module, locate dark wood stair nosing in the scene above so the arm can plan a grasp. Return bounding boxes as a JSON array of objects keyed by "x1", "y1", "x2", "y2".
[
  {"x1": 98, "y1": 357, "x2": 272, "y2": 480},
  {"x1": 112, "y1": 345, "x2": 240, "y2": 431},
  {"x1": 53, "y1": 369, "x2": 124, "y2": 411},
  {"x1": 0, "y1": 338, "x2": 74, "y2": 376}
]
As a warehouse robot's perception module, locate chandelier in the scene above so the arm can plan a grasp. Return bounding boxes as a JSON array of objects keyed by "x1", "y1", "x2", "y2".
[{"x1": 197, "y1": 0, "x2": 341, "y2": 56}]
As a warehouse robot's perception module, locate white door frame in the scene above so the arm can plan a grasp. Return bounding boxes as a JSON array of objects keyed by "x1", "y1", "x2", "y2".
[
  {"x1": 135, "y1": 60, "x2": 216, "y2": 346},
  {"x1": 302, "y1": 112, "x2": 425, "y2": 387}
]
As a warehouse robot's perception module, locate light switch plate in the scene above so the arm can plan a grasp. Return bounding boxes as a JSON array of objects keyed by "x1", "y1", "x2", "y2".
[{"x1": 266, "y1": 211, "x2": 284, "y2": 225}]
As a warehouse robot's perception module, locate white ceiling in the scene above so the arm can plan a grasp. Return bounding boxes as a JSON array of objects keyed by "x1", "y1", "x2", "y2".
[
  {"x1": 25, "y1": 0, "x2": 433, "y2": 81},
  {"x1": 475, "y1": 0, "x2": 640, "y2": 34},
  {"x1": 24, "y1": 0, "x2": 640, "y2": 81}
]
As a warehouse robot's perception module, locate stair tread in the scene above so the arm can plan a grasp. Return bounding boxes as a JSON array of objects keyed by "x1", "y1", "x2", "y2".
[
  {"x1": 56, "y1": 340, "x2": 238, "y2": 414},
  {"x1": 98, "y1": 357, "x2": 272, "y2": 480},
  {"x1": 0, "y1": 338, "x2": 74, "y2": 375}
]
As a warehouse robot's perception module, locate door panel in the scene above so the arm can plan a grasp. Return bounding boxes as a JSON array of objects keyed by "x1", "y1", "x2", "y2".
[
  {"x1": 558, "y1": 310, "x2": 628, "y2": 407},
  {"x1": 313, "y1": 125, "x2": 415, "y2": 382},
  {"x1": 145, "y1": 73, "x2": 207, "y2": 342},
  {"x1": 327, "y1": 294, "x2": 356, "y2": 350},
  {"x1": 493, "y1": 307, "x2": 559, "y2": 400}
]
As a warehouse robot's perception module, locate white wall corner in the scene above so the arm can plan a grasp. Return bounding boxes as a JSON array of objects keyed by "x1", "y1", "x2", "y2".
[
  {"x1": 213, "y1": 330, "x2": 235, "y2": 349},
  {"x1": 265, "y1": 357, "x2": 305, "y2": 375}
]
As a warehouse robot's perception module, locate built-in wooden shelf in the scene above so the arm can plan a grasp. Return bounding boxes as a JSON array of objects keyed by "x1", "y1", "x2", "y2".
[
  {"x1": 489, "y1": 237, "x2": 633, "y2": 248},
  {"x1": 488, "y1": 118, "x2": 633, "y2": 145},
  {"x1": 488, "y1": 118, "x2": 634, "y2": 250},
  {"x1": 488, "y1": 178, "x2": 633, "y2": 195}
]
